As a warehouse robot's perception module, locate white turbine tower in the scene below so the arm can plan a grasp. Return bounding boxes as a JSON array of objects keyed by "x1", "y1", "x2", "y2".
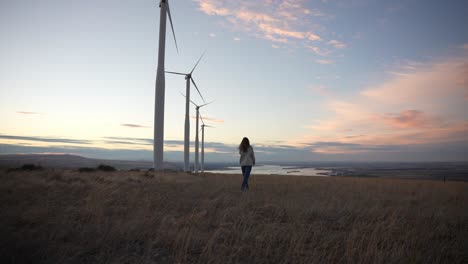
[
  {"x1": 154, "y1": 0, "x2": 178, "y2": 171},
  {"x1": 187, "y1": 99, "x2": 213, "y2": 173},
  {"x1": 166, "y1": 52, "x2": 206, "y2": 172},
  {"x1": 200, "y1": 115, "x2": 214, "y2": 173}
]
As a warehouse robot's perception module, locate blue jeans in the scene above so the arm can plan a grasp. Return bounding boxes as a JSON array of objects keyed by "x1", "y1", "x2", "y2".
[{"x1": 241, "y1": 166, "x2": 252, "y2": 191}]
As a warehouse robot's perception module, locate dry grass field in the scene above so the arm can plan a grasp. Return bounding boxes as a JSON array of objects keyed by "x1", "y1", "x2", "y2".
[{"x1": 0, "y1": 168, "x2": 467, "y2": 263}]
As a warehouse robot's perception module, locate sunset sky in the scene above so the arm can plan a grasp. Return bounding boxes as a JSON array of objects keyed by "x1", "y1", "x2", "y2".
[{"x1": 1, "y1": 0, "x2": 467, "y2": 162}]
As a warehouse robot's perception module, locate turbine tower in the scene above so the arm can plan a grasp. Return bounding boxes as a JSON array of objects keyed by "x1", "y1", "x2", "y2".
[
  {"x1": 200, "y1": 115, "x2": 214, "y2": 173},
  {"x1": 187, "y1": 99, "x2": 213, "y2": 173},
  {"x1": 154, "y1": 0, "x2": 178, "y2": 171},
  {"x1": 166, "y1": 52, "x2": 206, "y2": 172}
]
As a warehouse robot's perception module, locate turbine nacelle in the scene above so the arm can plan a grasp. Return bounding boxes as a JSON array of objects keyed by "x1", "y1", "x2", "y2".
[
  {"x1": 166, "y1": 51, "x2": 207, "y2": 103},
  {"x1": 195, "y1": 101, "x2": 214, "y2": 110},
  {"x1": 180, "y1": 92, "x2": 214, "y2": 110},
  {"x1": 200, "y1": 115, "x2": 215, "y2": 128}
]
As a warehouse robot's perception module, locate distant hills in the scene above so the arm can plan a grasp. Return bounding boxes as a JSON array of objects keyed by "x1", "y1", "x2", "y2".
[{"x1": 0, "y1": 154, "x2": 179, "y2": 170}]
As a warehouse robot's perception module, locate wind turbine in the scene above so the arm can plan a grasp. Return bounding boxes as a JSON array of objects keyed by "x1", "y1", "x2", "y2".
[
  {"x1": 200, "y1": 115, "x2": 214, "y2": 173},
  {"x1": 166, "y1": 52, "x2": 206, "y2": 172},
  {"x1": 188, "y1": 99, "x2": 214, "y2": 173},
  {"x1": 154, "y1": 0, "x2": 178, "y2": 171}
]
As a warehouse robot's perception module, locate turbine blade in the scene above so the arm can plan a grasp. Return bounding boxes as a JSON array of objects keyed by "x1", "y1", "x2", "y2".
[
  {"x1": 190, "y1": 50, "x2": 207, "y2": 74},
  {"x1": 166, "y1": 1, "x2": 179, "y2": 54},
  {"x1": 199, "y1": 100, "x2": 215, "y2": 108},
  {"x1": 205, "y1": 125, "x2": 215, "y2": 128},
  {"x1": 179, "y1": 92, "x2": 198, "y2": 106},
  {"x1": 191, "y1": 77, "x2": 205, "y2": 103},
  {"x1": 166, "y1": 71, "x2": 186, "y2": 76},
  {"x1": 200, "y1": 115, "x2": 205, "y2": 125}
]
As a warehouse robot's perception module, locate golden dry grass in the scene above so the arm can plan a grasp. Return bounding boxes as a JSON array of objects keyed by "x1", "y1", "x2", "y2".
[{"x1": 0, "y1": 169, "x2": 467, "y2": 263}]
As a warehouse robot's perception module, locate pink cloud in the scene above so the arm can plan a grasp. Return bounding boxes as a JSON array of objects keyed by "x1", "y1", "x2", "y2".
[
  {"x1": 257, "y1": 23, "x2": 306, "y2": 39},
  {"x1": 307, "y1": 33, "x2": 321, "y2": 41},
  {"x1": 194, "y1": 0, "x2": 337, "y2": 51},
  {"x1": 198, "y1": 1, "x2": 230, "y2": 16},
  {"x1": 327, "y1": 39, "x2": 347, "y2": 49},
  {"x1": 381, "y1": 110, "x2": 440, "y2": 129},
  {"x1": 264, "y1": 34, "x2": 288, "y2": 43},
  {"x1": 361, "y1": 58, "x2": 468, "y2": 108},
  {"x1": 355, "y1": 122, "x2": 468, "y2": 146},
  {"x1": 292, "y1": 55, "x2": 468, "y2": 152},
  {"x1": 306, "y1": 45, "x2": 331, "y2": 56}
]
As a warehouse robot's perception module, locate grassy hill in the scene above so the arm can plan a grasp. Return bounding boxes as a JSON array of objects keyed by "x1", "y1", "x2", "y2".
[{"x1": 1, "y1": 168, "x2": 466, "y2": 263}]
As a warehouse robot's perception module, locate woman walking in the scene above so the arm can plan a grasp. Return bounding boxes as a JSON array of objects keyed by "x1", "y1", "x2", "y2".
[{"x1": 239, "y1": 137, "x2": 255, "y2": 191}]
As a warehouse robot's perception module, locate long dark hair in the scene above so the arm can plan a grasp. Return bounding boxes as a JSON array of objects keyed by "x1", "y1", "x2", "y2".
[{"x1": 238, "y1": 137, "x2": 251, "y2": 153}]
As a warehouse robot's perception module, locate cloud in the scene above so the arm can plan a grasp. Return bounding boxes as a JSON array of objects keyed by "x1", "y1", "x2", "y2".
[
  {"x1": 327, "y1": 39, "x2": 347, "y2": 49},
  {"x1": 2, "y1": 139, "x2": 466, "y2": 162},
  {"x1": 194, "y1": 0, "x2": 345, "y2": 53},
  {"x1": 103, "y1": 136, "x2": 152, "y2": 145},
  {"x1": 233, "y1": 37, "x2": 241, "y2": 41},
  {"x1": 303, "y1": 141, "x2": 399, "y2": 154},
  {"x1": 102, "y1": 137, "x2": 235, "y2": 153},
  {"x1": 382, "y1": 110, "x2": 440, "y2": 129},
  {"x1": 17, "y1": 111, "x2": 40, "y2": 115},
  {"x1": 294, "y1": 54, "x2": 468, "y2": 156},
  {"x1": 209, "y1": 33, "x2": 216, "y2": 37},
  {"x1": 103, "y1": 140, "x2": 146, "y2": 146},
  {"x1": 0, "y1": 134, "x2": 91, "y2": 145},
  {"x1": 264, "y1": 35, "x2": 288, "y2": 43},
  {"x1": 121, "y1": 124, "x2": 149, "y2": 128},
  {"x1": 361, "y1": 57, "x2": 468, "y2": 107},
  {"x1": 306, "y1": 45, "x2": 331, "y2": 56},
  {"x1": 0, "y1": 134, "x2": 234, "y2": 155},
  {"x1": 315, "y1": 59, "x2": 334, "y2": 65}
]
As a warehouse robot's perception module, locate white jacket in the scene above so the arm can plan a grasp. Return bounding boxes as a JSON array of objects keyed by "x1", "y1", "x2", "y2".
[{"x1": 239, "y1": 146, "x2": 256, "y2": 166}]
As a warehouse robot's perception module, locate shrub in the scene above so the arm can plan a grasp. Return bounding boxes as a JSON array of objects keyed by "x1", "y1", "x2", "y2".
[
  {"x1": 20, "y1": 164, "x2": 43, "y2": 171},
  {"x1": 97, "y1": 164, "x2": 116, "y2": 172},
  {"x1": 78, "y1": 167, "x2": 96, "y2": 173}
]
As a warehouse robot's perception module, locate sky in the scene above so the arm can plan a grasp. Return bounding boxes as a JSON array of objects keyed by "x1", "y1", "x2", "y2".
[{"x1": 0, "y1": 0, "x2": 467, "y2": 163}]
